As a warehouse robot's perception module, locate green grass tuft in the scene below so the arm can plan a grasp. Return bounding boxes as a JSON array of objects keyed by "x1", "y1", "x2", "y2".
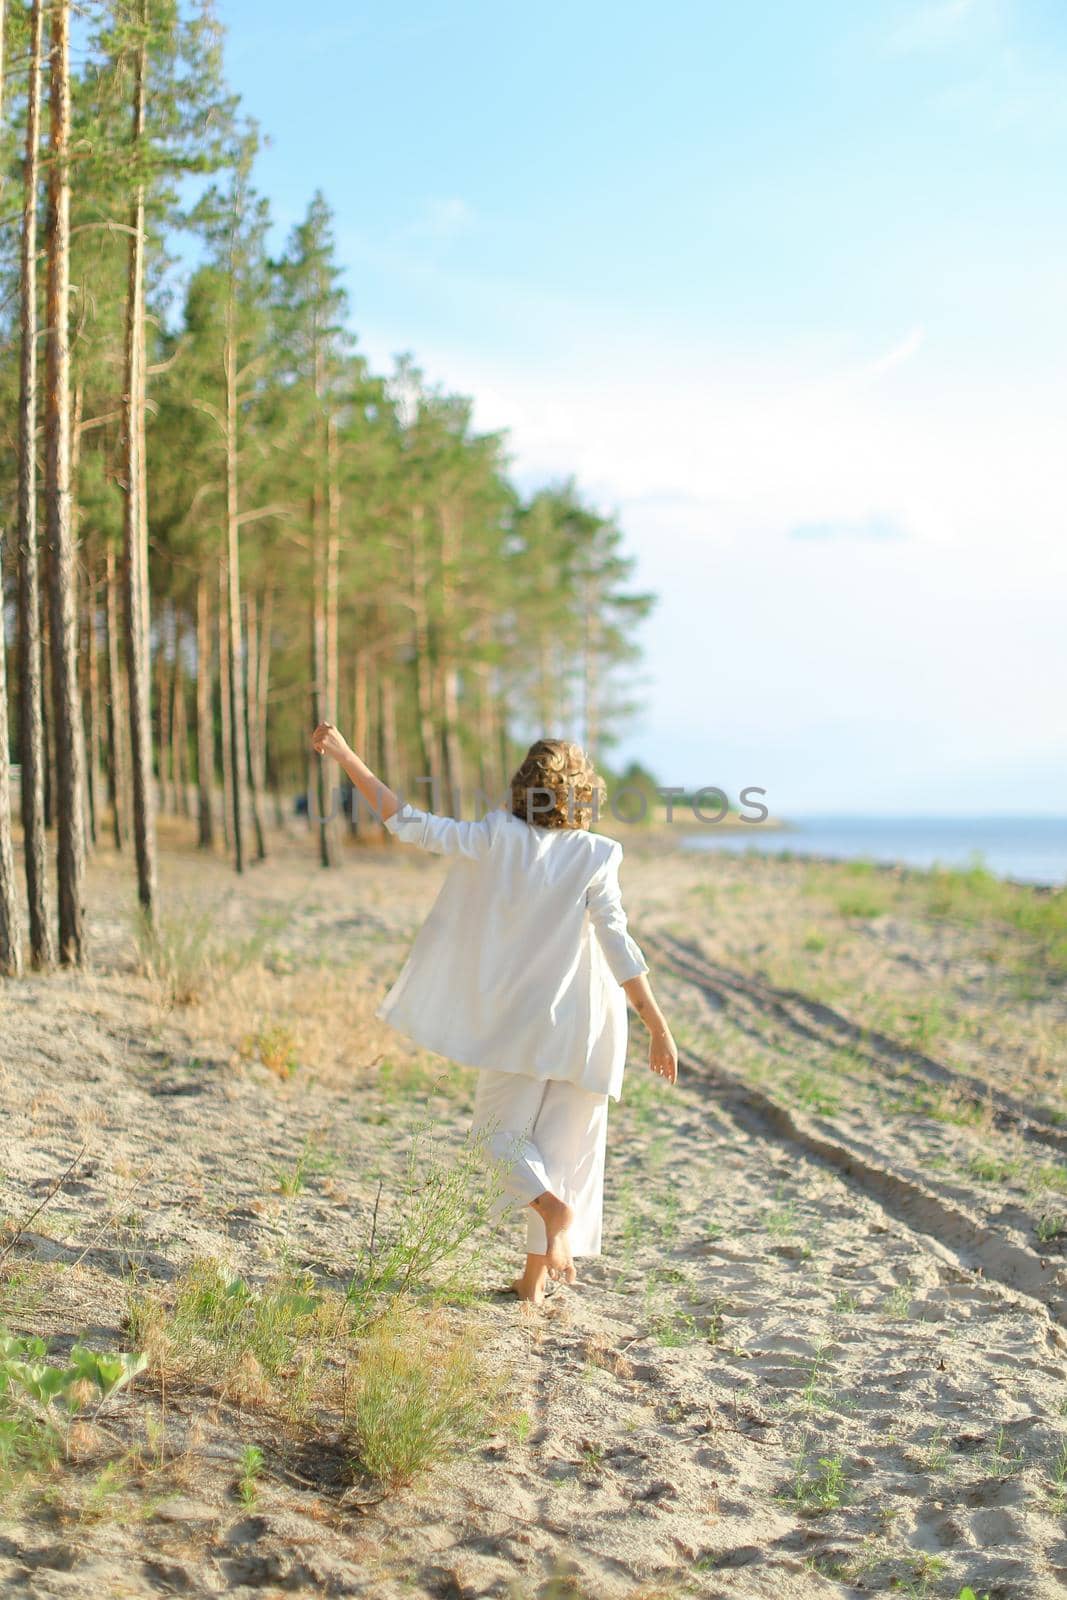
[{"x1": 346, "y1": 1299, "x2": 501, "y2": 1488}]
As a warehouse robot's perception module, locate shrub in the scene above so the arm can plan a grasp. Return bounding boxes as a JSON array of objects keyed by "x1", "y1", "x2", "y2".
[
  {"x1": 346, "y1": 1122, "x2": 505, "y2": 1316},
  {"x1": 346, "y1": 1299, "x2": 500, "y2": 1488}
]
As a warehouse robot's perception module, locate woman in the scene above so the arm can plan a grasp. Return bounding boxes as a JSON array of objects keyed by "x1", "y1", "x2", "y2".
[{"x1": 311, "y1": 724, "x2": 678, "y2": 1303}]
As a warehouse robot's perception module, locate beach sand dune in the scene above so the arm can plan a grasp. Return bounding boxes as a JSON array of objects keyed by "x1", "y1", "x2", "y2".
[{"x1": 0, "y1": 833, "x2": 1064, "y2": 1597}]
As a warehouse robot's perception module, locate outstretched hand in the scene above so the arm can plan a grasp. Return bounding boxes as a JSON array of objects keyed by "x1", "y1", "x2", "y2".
[{"x1": 311, "y1": 722, "x2": 350, "y2": 763}]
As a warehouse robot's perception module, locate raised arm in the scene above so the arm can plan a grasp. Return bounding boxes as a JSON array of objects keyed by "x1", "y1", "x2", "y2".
[
  {"x1": 310, "y1": 723, "x2": 495, "y2": 860},
  {"x1": 311, "y1": 723, "x2": 399, "y2": 820}
]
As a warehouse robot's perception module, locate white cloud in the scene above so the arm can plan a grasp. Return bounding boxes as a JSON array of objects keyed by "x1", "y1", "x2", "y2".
[
  {"x1": 865, "y1": 325, "x2": 925, "y2": 378},
  {"x1": 356, "y1": 297, "x2": 1067, "y2": 809}
]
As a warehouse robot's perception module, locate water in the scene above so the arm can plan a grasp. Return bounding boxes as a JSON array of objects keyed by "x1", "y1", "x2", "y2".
[{"x1": 681, "y1": 815, "x2": 1067, "y2": 887}]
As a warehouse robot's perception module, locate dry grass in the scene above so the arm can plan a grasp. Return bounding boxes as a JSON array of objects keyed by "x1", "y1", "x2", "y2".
[
  {"x1": 126, "y1": 1259, "x2": 345, "y2": 1415},
  {"x1": 202, "y1": 960, "x2": 396, "y2": 1088},
  {"x1": 125, "y1": 1260, "x2": 509, "y2": 1495},
  {"x1": 346, "y1": 1298, "x2": 504, "y2": 1488},
  {"x1": 133, "y1": 900, "x2": 284, "y2": 1010}
]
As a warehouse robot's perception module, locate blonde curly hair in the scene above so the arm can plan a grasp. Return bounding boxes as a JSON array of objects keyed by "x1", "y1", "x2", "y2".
[{"x1": 509, "y1": 738, "x2": 606, "y2": 830}]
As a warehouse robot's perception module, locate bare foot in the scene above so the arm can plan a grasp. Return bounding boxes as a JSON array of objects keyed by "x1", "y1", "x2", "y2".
[
  {"x1": 531, "y1": 1191, "x2": 577, "y2": 1283},
  {"x1": 510, "y1": 1274, "x2": 546, "y2": 1304},
  {"x1": 511, "y1": 1253, "x2": 550, "y2": 1303}
]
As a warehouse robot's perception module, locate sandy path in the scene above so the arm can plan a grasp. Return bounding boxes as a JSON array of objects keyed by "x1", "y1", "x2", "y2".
[{"x1": 0, "y1": 834, "x2": 1065, "y2": 1597}]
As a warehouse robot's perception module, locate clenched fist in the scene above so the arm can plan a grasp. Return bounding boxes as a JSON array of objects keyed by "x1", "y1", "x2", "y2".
[{"x1": 311, "y1": 723, "x2": 351, "y2": 763}]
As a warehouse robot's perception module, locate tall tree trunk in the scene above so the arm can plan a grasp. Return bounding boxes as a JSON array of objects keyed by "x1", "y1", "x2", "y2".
[
  {"x1": 410, "y1": 504, "x2": 440, "y2": 804},
  {"x1": 537, "y1": 631, "x2": 555, "y2": 733},
  {"x1": 224, "y1": 294, "x2": 247, "y2": 873},
  {"x1": 379, "y1": 671, "x2": 401, "y2": 823},
  {"x1": 157, "y1": 615, "x2": 172, "y2": 815},
  {"x1": 195, "y1": 569, "x2": 214, "y2": 848},
  {"x1": 45, "y1": 0, "x2": 87, "y2": 965},
  {"x1": 325, "y1": 416, "x2": 340, "y2": 726},
  {"x1": 41, "y1": 614, "x2": 53, "y2": 828},
  {"x1": 350, "y1": 648, "x2": 377, "y2": 837},
  {"x1": 438, "y1": 505, "x2": 464, "y2": 815},
  {"x1": 0, "y1": 0, "x2": 25, "y2": 977},
  {"x1": 243, "y1": 593, "x2": 265, "y2": 861},
  {"x1": 16, "y1": 0, "x2": 52, "y2": 966},
  {"x1": 254, "y1": 585, "x2": 272, "y2": 815},
  {"x1": 84, "y1": 564, "x2": 102, "y2": 847},
  {"x1": 104, "y1": 545, "x2": 127, "y2": 850},
  {"x1": 475, "y1": 616, "x2": 501, "y2": 807},
  {"x1": 308, "y1": 320, "x2": 338, "y2": 866},
  {"x1": 325, "y1": 422, "x2": 341, "y2": 840},
  {"x1": 172, "y1": 622, "x2": 188, "y2": 818},
  {"x1": 121, "y1": 0, "x2": 157, "y2": 920},
  {"x1": 70, "y1": 381, "x2": 92, "y2": 855},
  {"x1": 309, "y1": 488, "x2": 335, "y2": 866},
  {"x1": 217, "y1": 558, "x2": 233, "y2": 853},
  {"x1": 441, "y1": 666, "x2": 463, "y2": 816},
  {"x1": 582, "y1": 588, "x2": 600, "y2": 759},
  {"x1": 0, "y1": 565, "x2": 20, "y2": 972},
  {"x1": 498, "y1": 699, "x2": 512, "y2": 802}
]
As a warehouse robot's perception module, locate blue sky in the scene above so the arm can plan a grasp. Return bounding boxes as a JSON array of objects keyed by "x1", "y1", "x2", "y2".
[{"x1": 210, "y1": 0, "x2": 1067, "y2": 815}]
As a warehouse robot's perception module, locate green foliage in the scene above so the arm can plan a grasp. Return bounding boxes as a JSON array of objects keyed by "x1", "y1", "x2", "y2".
[
  {"x1": 882, "y1": 1281, "x2": 915, "y2": 1320},
  {"x1": 783, "y1": 1447, "x2": 848, "y2": 1512},
  {"x1": 134, "y1": 903, "x2": 218, "y2": 1006},
  {"x1": 0, "y1": 1326, "x2": 147, "y2": 1490},
  {"x1": 603, "y1": 761, "x2": 661, "y2": 825},
  {"x1": 1, "y1": 1331, "x2": 146, "y2": 1408},
  {"x1": 922, "y1": 865, "x2": 1067, "y2": 977},
  {"x1": 2, "y1": 4, "x2": 655, "y2": 890},
  {"x1": 248, "y1": 1021, "x2": 300, "y2": 1078},
  {"x1": 127, "y1": 1260, "x2": 322, "y2": 1390},
  {"x1": 345, "y1": 1299, "x2": 500, "y2": 1488},
  {"x1": 967, "y1": 1152, "x2": 1022, "y2": 1184},
  {"x1": 236, "y1": 1444, "x2": 265, "y2": 1506},
  {"x1": 345, "y1": 1123, "x2": 505, "y2": 1317},
  {"x1": 834, "y1": 880, "x2": 891, "y2": 919},
  {"x1": 1045, "y1": 1441, "x2": 1067, "y2": 1515},
  {"x1": 763, "y1": 1192, "x2": 799, "y2": 1236}
]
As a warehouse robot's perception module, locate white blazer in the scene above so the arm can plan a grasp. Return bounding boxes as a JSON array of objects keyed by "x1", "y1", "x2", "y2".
[{"x1": 375, "y1": 803, "x2": 648, "y2": 1101}]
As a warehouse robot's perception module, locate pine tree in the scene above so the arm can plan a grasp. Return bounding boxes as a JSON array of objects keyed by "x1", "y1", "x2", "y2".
[
  {"x1": 13, "y1": 0, "x2": 53, "y2": 966},
  {"x1": 0, "y1": 0, "x2": 25, "y2": 977},
  {"x1": 271, "y1": 193, "x2": 354, "y2": 865},
  {"x1": 119, "y1": 0, "x2": 156, "y2": 918},
  {"x1": 179, "y1": 128, "x2": 284, "y2": 871},
  {"x1": 44, "y1": 0, "x2": 88, "y2": 965},
  {"x1": 0, "y1": 6, "x2": 654, "y2": 927}
]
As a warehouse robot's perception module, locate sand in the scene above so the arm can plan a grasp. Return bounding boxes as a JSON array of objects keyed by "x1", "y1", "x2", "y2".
[{"x1": 0, "y1": 827, "x2": 1065, "y2": 1598}]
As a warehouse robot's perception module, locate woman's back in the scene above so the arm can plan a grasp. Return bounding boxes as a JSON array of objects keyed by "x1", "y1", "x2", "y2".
[{"x1": 375, "y1": 803, "x2": 648, "y2": 1099}]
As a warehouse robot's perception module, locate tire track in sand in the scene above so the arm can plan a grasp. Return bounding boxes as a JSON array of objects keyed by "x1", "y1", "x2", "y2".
[
  {"x1": 649, "y1": 929, "x2": 1067, "y2": 1154},
  {"x1": 647, "y1": 931, "x2": 1067, "y2": 1328}
]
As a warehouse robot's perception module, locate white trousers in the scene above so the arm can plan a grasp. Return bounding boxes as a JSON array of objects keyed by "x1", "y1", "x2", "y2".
[{"x1": 471, "y1": 1068, "x2": 609, "y2": 1257}]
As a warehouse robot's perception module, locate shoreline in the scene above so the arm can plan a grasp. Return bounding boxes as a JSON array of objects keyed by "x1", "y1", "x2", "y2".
[{"x1": 607, "y1": 819, "x2": 1067, "y2": 896}]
